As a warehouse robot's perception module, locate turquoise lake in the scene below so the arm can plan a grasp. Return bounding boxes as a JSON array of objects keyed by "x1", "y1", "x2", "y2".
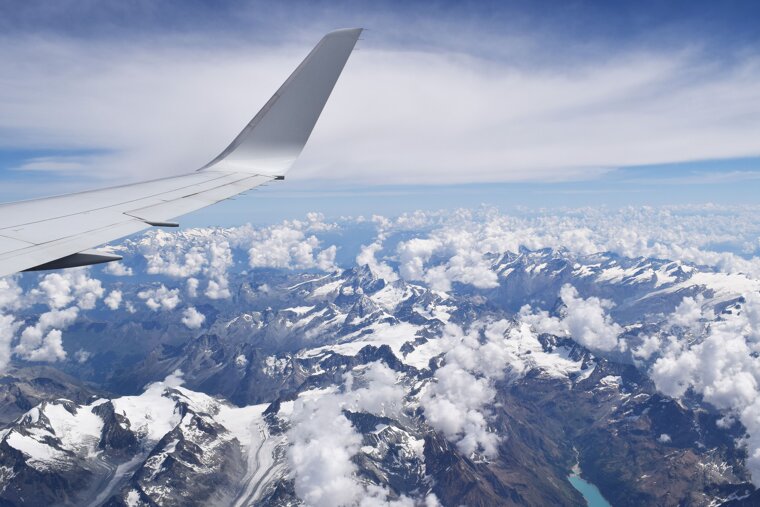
[{"x1": 568, "y1": 474, "x2": 612, "y2": 507}]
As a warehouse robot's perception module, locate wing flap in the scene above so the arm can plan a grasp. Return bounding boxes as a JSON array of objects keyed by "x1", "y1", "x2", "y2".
[{"x1": 124, "y1": 174, "x2": 272, "y2": 223}]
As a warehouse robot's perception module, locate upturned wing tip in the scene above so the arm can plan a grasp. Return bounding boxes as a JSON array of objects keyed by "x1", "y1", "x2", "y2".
[{"x1": 325, "y1": 28, "x2": 364, "y2": 38}]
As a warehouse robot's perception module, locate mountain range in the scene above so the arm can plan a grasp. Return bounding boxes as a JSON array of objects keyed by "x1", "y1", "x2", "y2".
[{"x1": 2, "y1": 245, "x2": 760, "y2": 506}]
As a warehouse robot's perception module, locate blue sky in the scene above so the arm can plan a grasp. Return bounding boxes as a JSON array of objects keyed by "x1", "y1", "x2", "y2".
[{"x1": 1, "y1": 0, "x2": 760, "y2": 222}]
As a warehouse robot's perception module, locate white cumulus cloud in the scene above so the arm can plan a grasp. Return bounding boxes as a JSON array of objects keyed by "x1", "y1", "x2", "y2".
[
  {"x1": 138, "y1": 285, "x2": 180, "y2": 311},
  {"x1": 520, "y1": 284, "x2": 622, "y2": 352},
  {"x1": 181, "y1": 307, "x2": 206, "y2": 329},
  {"x1": 104, "y1": 289, "x2": 122, "y2": 310},
  {"x1": 104, "y1": 262, "x2": 133, "y2": 276}
]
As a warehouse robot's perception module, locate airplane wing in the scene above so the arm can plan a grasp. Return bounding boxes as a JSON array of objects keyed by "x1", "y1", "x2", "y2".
[{"x1": 0, "y1": 28, "x2": 362, "y2": 278}]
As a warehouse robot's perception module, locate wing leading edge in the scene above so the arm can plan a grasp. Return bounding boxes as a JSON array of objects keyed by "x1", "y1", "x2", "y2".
[{"x1": 0, "y1": 28, "x2": 362, "y2": 278}]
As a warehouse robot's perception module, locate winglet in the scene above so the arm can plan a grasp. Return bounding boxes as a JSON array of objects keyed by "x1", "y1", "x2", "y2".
[{"x1": 200, "y1": 28, "x2": 363, "y2": 176}]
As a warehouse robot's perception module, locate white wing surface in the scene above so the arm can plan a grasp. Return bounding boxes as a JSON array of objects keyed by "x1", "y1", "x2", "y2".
[{"x1": 0, "y1": 28, "x2": 362, "y2": 277}]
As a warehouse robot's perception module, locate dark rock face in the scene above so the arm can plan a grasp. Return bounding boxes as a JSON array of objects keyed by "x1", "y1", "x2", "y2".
[
  {"x1": 424, "y1": 432, "x2": 535, "y2": 507},
  {"x1": 93, "y1": 401, "x2": 139, "y2": 454}
]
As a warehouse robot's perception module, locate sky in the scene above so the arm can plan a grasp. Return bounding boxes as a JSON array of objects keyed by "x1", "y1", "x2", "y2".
[{"x1": 1, "y1": 0, "x2": 760, "y2": 223}]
